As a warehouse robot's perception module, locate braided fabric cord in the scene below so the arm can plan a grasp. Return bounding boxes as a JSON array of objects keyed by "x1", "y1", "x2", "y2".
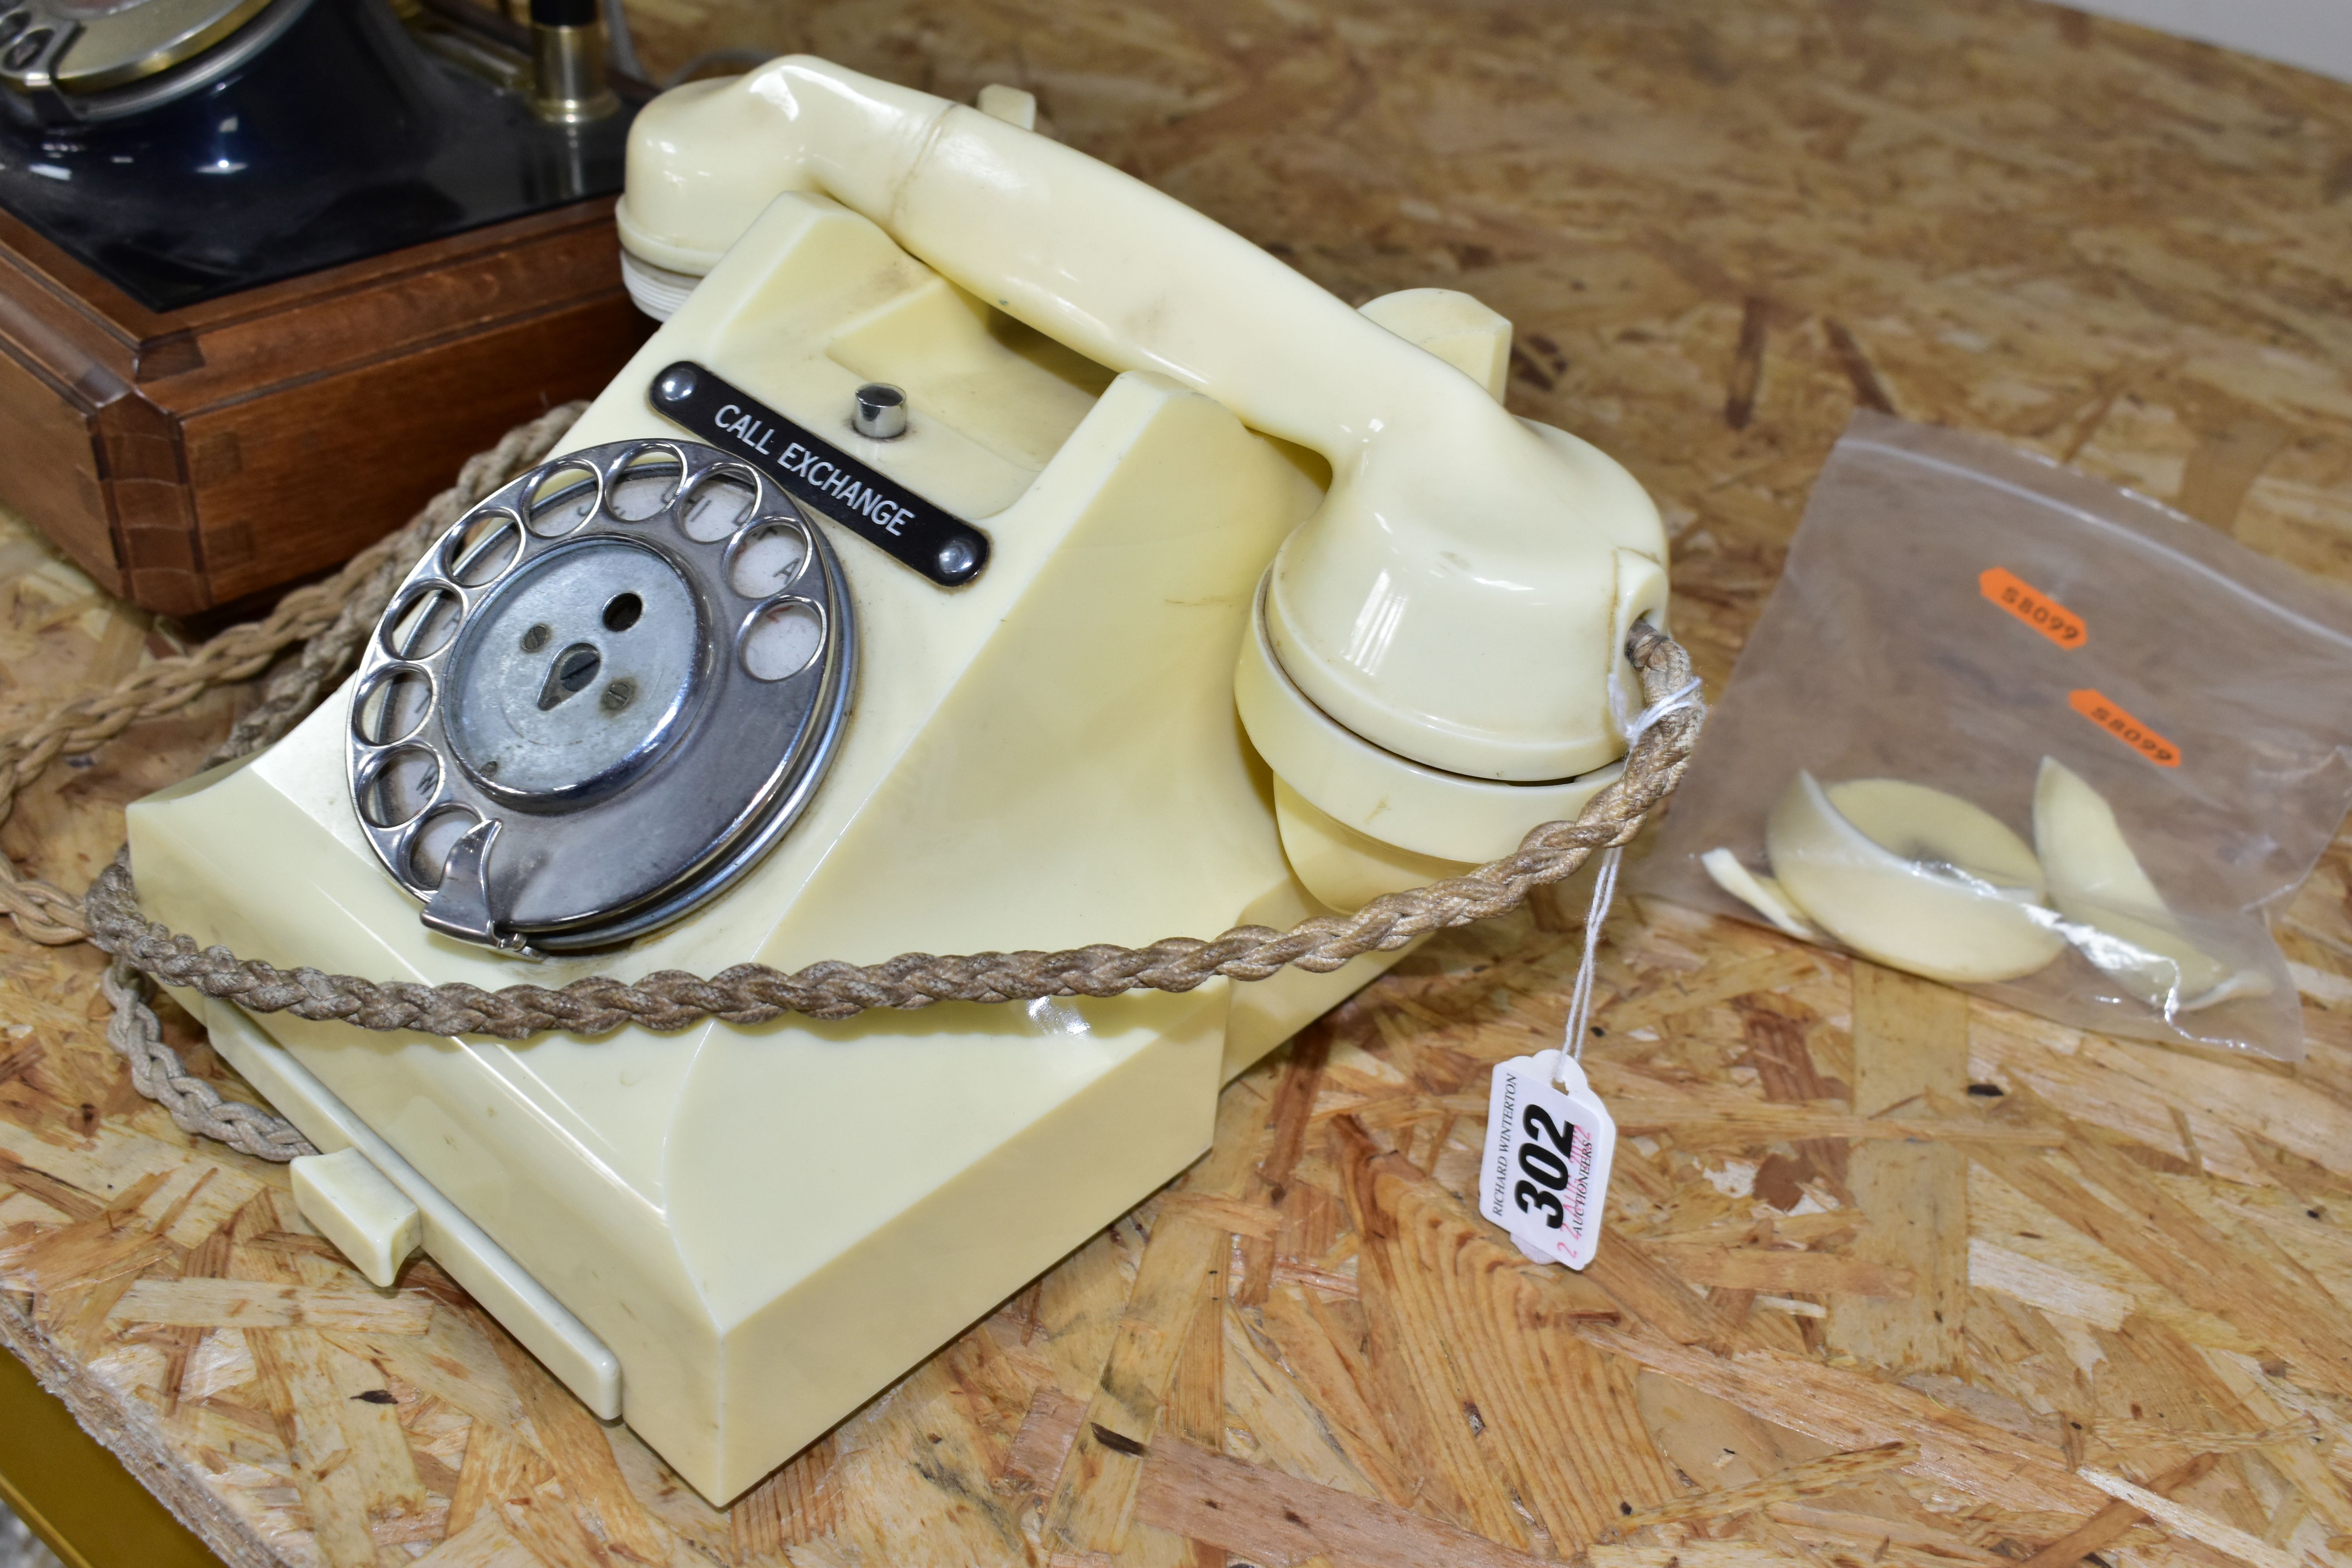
[
  {"x1": 2, "y1": 405, "x2": 587, "y2": 1157},
  {"x1": 102, "y1": 960, "x2": 317, "y2": 1160},
  {"x1": 2, "y1": 405, "x2": 1704, "y2": 1157},
  {"x1": 0, "y1": 405, "x2": 590, "y2": 946}
]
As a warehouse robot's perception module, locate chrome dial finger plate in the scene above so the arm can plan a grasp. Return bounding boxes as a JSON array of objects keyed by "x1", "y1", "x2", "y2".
[
  {"x1": 0, "y1": 0, "x2": 303, "y2": 116},
  {"x1": 347, "y1": 438, "x2": 857, "y2": 955}
]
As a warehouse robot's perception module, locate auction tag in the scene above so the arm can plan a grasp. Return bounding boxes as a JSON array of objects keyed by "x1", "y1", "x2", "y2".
[{"x1": 1480, "y1": 1049, "x2": 1616, "y2": 1269}]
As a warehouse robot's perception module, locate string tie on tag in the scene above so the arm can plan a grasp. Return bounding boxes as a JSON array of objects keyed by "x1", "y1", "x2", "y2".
[
  {"x1": 1558, "y1": 846, "x2": 1620, "y2": 1082},
  {"x1": 1624, "y1": 673, "x2": 1701, "y2": 745},
  {"x1": 1557, "y1": 671, "x2": 1703, "y2": 1087}
]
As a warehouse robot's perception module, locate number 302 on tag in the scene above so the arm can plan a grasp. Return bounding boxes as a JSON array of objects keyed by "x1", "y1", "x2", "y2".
[{"x1": 1479, "y1": 1050, "x2": 1616, "y2": 1270}]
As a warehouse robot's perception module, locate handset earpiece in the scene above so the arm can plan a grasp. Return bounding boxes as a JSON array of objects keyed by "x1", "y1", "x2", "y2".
[{"x1": 618, "y1": 57, "x2": 1668, "y2": 882}]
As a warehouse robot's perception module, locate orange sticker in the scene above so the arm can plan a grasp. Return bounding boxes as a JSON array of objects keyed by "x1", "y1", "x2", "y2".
[
  {"x1": 1980, "y1": 568, "x2": 2087, "y2": 649},
  {"x1": 2070, "y1": 689, "x2": 2179, "y2": 768}
]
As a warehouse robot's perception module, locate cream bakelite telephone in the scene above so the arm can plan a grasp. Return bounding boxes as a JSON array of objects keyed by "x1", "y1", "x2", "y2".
[{"x1": 127, "y1": 58, "x2": 1668, "y2": 1503}]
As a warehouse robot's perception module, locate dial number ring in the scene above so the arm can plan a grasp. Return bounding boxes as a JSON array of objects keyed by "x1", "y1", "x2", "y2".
[{"x1": 345, "y1": 438, "x2": 857, "y2": 955}]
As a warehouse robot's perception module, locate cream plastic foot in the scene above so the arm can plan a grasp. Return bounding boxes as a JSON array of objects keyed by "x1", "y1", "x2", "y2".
[
  {"x1": 291, "y1": 1148, "x2": 421, "y2": 1289},
  {"x1": 197, "y1": 997, "x2": 623, "y2": 1418}
]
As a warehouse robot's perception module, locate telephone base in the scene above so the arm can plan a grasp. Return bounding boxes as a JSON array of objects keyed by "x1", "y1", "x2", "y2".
[
  {"x1": 150, "y1": 858, "x2": 1389, "y2": 1504},
  {"x1": 125, "y1": 185, "x2": 1424, "y2": 1500}
]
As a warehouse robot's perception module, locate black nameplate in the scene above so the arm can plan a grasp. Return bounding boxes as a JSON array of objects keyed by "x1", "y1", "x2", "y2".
[{"x1": 647, "y1": 361, "x2": 990, "y2": 587}]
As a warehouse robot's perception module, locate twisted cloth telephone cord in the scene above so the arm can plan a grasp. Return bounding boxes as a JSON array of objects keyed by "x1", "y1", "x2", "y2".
[{"x1": 0, "y1": 405, "x2": 1705, "y2": 1160}]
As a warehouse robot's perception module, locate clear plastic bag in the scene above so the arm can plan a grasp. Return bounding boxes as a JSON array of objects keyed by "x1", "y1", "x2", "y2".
[{"x1": 1636, "y1": 411, "x2": 2352, "y2": 1059}]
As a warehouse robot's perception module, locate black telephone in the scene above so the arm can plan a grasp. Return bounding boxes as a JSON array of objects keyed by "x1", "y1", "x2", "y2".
[{"x1": 0, "y1": 0, "x2": 633, "y2": 312}]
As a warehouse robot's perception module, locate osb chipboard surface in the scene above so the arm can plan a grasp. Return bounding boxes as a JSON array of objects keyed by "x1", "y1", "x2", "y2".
[{"x1": 10, "y1": 0, "x2": 2352, "y2": 1564}]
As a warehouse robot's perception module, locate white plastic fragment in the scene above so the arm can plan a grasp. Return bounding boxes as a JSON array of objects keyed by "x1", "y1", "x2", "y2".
[
  {"x1": 1763, "y1": 771, "x2": 2064, "y2": 985},
  {"x1": 1702, "y1": 847, "x2": 1816, "y2": 938},
  {"x1": 2031, "y1": 756, "x2": 2268, "y2": 1014}
]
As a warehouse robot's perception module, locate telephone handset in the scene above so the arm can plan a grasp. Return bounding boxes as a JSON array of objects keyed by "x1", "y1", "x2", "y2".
[
  {"x1": 619, "y1": 56, "x2": 1668, "y2": 788},
  {"x1": 130, "y1": 56, "x2": 1670, "y2": 1503}
]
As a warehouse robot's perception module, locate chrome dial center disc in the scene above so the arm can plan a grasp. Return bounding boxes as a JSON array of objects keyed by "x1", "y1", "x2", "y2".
[
  {"x1": 444, "y1": 539, "x2": 703, "y2": 804},
  {"x1": 347, "y1": 439, "x2": 857, "y2": 955}
]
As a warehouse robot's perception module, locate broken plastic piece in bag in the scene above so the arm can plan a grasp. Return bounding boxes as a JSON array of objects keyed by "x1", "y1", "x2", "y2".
[{"x1": 1635, "y1": 411, "x2": 2352, "y2": 1059}]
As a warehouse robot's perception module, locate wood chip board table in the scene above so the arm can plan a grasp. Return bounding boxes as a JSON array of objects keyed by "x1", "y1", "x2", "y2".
[{"x1": 9, "y1": 0, "x2": 2352, "y2": 1563}]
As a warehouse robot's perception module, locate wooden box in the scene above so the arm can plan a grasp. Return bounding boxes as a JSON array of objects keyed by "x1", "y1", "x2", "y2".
[{"x1": 0, "y1": 197, "x2": 653, "y2": 618}]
